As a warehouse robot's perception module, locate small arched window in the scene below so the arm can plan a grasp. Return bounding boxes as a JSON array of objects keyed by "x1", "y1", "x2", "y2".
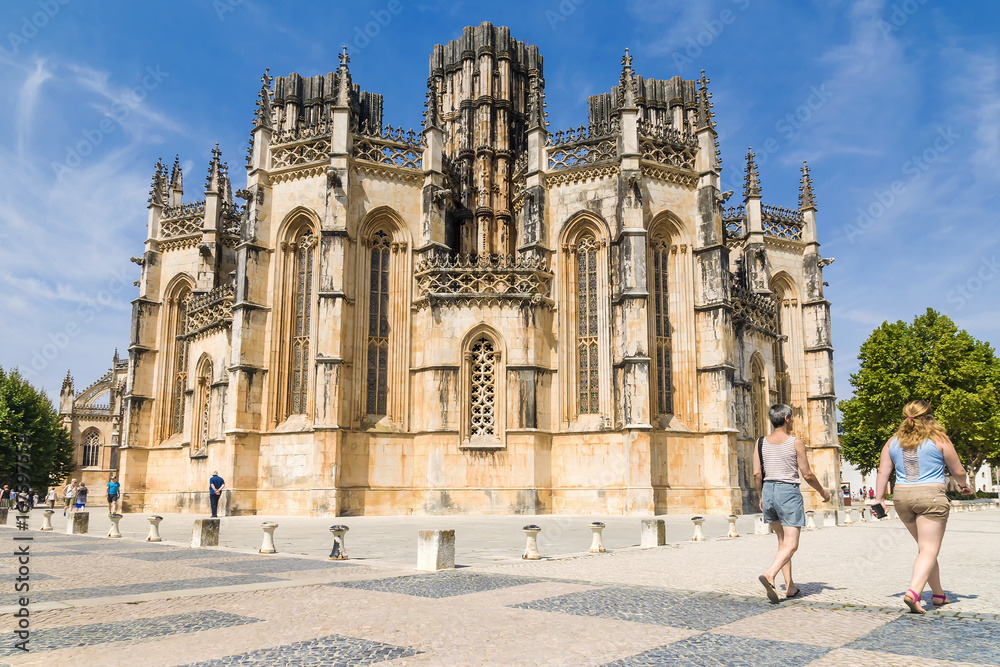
[
  {"x1": 469, "y1": 337, "x2": 497, "y2": 440},
  {"x1": 195, "y1": 358, "x2": 213, "y2": 453},
  {"x1": 83, "y1": 431, "x2": 100, "y2": 467},
  {"x1": 288, "y1": 231, "x2": 315, "y2": 415},
  {"x1": 576, "y1": 235, "x2": 599, "y2": 414},
  {"x1": 650, "y1": 235, "x2": 673, "y2": 415}
]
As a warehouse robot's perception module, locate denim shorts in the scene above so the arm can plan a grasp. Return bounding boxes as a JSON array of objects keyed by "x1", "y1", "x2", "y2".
[{"x1": 762, "y1": 481, "x2": 805, "y2": 527}]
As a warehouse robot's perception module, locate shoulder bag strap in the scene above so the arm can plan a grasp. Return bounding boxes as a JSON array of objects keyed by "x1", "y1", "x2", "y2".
[{"x1": 757, "y1": 436, "x2": 766, "y2": 480}]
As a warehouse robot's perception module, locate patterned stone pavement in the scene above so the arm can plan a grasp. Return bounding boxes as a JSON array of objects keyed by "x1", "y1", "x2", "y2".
[{"x1": 0, "y1": 511, "x2": 998, "y2": 665}]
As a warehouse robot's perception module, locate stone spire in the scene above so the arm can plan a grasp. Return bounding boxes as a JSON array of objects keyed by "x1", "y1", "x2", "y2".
[
  {"x1": 253, "y1": 68, "x2": 273, "y2": 130},
  {"x1": 148, "y1": 158, "x2": 167, "y2": 206},
  {"x1": 219, "y1": 161, "x2": 232, "y2": 203},
  {"x1": 336, "y1": 46, "x2": 351, "y2": 107},
  {"x1": 527, "y1": 74, "x2": 546, "y2": 130},
  {"x1": 113, "y1": 348, "x2": 119, "y2": 365},
  {"x1": 696, "y1": 70, "x2": 715, "y2": 131},
  {"x1": 619, "y1": 48, "x2": 636, "y2": 109},
  {"x1": 744, "y1": 147, "x2": 761, "y2": 199},
  {"x1": 205, "y1": 144, "x2": 222, "y2": 193},
  {"x1": 62, "y1": 369, "x2": 73, "y2": 391},
  {"x1": 799, "y1": 161, "x2": 816, "y2": 210},
  {"x1": 423, "y1": 79, "x2": 440, "y2": 130},
  {"x1": 168, "y1": 155, "x2": 183, "y2": 206}
]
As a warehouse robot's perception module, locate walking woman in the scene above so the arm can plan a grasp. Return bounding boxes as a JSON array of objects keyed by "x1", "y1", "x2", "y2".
[{"x1": 873, "y1": 400, "x2": 973, "y2": 613}]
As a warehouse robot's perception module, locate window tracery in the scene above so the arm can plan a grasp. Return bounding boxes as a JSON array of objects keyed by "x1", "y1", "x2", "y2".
[
  {"x1": 469, "y1": 337, "x2": 497, "y2": 438},
  {"x1": 650, "y1": 236, "x2": 673, "y2": 415},
  {"x1": 83, "y1": 431, "x2": 100, "y2": 467},
  {"x1": 170, "y1": 288, "x2": 191, "y2": 435},
  {"x1": 366, "y1": 231, "x2": 391, "y2": 415},
  {"x1": 288, "y1": 232, "x2": 315, "y2": 415},
  {"x1": 576, "y1": 235, "x2": 599, "y2": 414}
]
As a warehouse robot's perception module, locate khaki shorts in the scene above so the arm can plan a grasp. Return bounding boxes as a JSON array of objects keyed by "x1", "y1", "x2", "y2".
[{"x1": 893, "y1": 484, "x2": 950, "y2": 524}]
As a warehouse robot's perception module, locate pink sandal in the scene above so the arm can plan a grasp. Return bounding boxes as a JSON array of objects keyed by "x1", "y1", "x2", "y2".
[
  {"x1": 904, "y1": 589, "x2": 925, "y2": 614},
  {"x1": 932, "y1": 594, "x2": 949, "y2": 607}
]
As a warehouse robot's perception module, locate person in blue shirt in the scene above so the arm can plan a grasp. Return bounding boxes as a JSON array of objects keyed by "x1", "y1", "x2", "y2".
[
  {"x1": 106, "y1": 474, "x2": 121, "y2": 515},
  {"x1": 209, "y1": 471, "x2": 226, "y2": 518}
]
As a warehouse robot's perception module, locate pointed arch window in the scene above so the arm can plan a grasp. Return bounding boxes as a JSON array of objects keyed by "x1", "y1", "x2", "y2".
[
  {"x1": 288, "y1": 232, "x2": 315, "y2": 415},
  {"x1": 170, "y1": 288, "x2": 191, "y2": 435},
  {"x1": 576, "y1": 235, "x2": 599, "y2": 414},
  {"x1": 751, "y1": 358, "x2": 768, "y2": 438},
  {"x1": 194, "y1": 359, "x2": 213, "y2": 453},
  {"x1": 83, "y1": 430, "x2": 100, "y2": 467},
  {"x1": 366, "y1": 231, "x2": 391, "y2": 416},
  {"x1": 650, "y1": 236, "x2": 673, "y2": 415},
  {"x1": 772, "y1": 290, "x2": 790, "y2": 406},
  {"x1": 469, "y1": 337, "x2": 497, "y2": 440}
]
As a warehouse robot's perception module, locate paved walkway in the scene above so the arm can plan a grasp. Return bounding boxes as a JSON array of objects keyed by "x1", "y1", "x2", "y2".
[{"x1": 1, "y1": 508, "x2": 998, "y2": 665}]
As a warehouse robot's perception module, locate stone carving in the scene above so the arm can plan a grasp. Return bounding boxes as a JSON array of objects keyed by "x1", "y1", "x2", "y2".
[
  {"x1": 546, "y1": 119, "x2": 620, "y2": 170},
  {"x1": 415, "y1": 253, "x2": 552, "y2": 304},
  {"x1": 271, "y1": 137, "x2": 332, "y2": 169},
  {"x1": 181, "y1": 286, "x2": 235, "y2": 340},
  {"x1": 762, "y1": 205, "x2": 804, "y2": 241}
]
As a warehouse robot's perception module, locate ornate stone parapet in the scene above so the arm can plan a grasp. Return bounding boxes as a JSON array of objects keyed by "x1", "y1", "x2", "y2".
[
  {"x1": 159, "y1": 201, "x2": 206, "y2": 239},
  {"x1": 761, "y1": 204, "x2": 804, "y2": 241},
  {"x1": 352, "y1": 121, "x2": 424, "y2": 171},
  {"x1": 730, "y1": 275, "x2": 778, "y2": 339},
  {"x1": 414, "y1": 252, "x2": 553, "y2": 307},
  {"x1": 637, "y1": 118, "x2": 698, "y2": 171},
  {"x1": 181, "y1": 285, "x2": 235, "y2": 340},
  {"x1": 723, "y1": 205, "x2": 745, "y2": 241},
  {"x1": 546, "y1": 118, "x2": 619, "y2": 170}
]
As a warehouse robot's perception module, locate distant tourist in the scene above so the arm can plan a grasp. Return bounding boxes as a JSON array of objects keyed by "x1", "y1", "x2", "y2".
[
  {"x1": 209, "y1": 471, "x2": 226, "y2": 518},
  {"x1": 0, "y1": 485, "x2": 9, "y2": 509},
  {"x1": 63, "y1": 478, "x2": 78, "y2": 516},
  {"x1": 754, "y1": 403, "x2": 831, "y2": 602},
  {"x1": 106, "y1": 474, "x2": 121, "y2": 515},
  {"x1": 872, "y1": 400, "x2": 974, "y2": 613},
  {"x1": 32, "y1": 491, "x2": 39, "y2": 508},
  {"x1": 46, "y1": 487, "x2": 57, "y2": 509},
  {"x1": 869, "y1": 487, "x2": 874, "y2": 500},
  {"x1": 74, "y1": 482, "x2": 88, "y2": 511}
]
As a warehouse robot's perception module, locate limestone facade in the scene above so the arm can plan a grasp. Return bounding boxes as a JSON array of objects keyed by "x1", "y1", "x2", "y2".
[{"x1": 119, "y1": 23, "x2": 839, "y2": 516}]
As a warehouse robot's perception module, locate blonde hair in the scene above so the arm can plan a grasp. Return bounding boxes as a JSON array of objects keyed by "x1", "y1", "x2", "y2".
[{"x1": 892, "y1": 400, "x2": 948, "y2": 450}]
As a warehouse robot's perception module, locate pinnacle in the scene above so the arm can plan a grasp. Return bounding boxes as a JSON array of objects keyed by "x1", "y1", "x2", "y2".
[
  {"x1": 744, "y1": 147, "x2": 761, "y2": 199},
  {"x1": 799, "y1": 160, "x2": 816, "y2": 210}
]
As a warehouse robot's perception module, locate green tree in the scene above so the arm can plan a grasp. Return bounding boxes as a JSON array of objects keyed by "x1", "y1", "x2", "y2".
[
  {"x1": 0, "y1": 367, "x2": 76, "y2": 494},
  {"x1": 839, "y1": 309, "x2": 1000, "y2": 476}
]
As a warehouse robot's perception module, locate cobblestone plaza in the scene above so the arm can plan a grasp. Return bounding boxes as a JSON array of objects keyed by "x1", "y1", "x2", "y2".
[{"x1": 2, "y1": 509, "x2": 998, "y2": 665}]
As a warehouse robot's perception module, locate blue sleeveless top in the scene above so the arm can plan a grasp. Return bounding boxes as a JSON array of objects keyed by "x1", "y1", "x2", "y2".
[{"x1": 889, "y1": 437, "x2": 945, "y2": 484}]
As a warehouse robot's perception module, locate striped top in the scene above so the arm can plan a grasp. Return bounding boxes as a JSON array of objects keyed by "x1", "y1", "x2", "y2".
[{"x1": 761, "y1": 434, "x2": 800, "y2": 484}]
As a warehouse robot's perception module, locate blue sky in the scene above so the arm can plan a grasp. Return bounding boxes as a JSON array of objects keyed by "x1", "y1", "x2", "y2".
[{"x1": 1, "y1": 0, "x2": 998, "y2": 408}]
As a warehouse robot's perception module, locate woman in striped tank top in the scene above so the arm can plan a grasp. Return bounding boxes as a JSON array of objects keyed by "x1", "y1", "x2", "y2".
[
  {"x1": 873, "y1": 400, "x2": 973, "y2": 613},
  {"x1": 753, "y1": 404, "x2": 831, "y2": 602}
]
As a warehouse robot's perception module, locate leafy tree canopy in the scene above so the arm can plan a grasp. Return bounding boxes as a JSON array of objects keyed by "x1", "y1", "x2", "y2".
[
  {"x1": 0, "y1": 367, "x2": 76, "y2": 493},
  {"x1": 839, "y1": 309, "x2": 1000, "y2": 476}
]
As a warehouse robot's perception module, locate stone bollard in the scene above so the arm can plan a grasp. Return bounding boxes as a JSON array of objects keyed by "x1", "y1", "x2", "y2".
[
  {"x1": 805, "y1": 511, "x2": 817, "y2": 530},
  {"x1": 67, "y1": 512, "x2": 89, "y2": 535},
  {"x1": 843, "y1": 509, "x2": 854, "y2": 525},
  {"x1": 146, "y1": 516, "x2": 163, "y2": 542},
  {"x1": 107, "y1": 514, "x2": 123, "y2": 538},
  {"x1": 691, "y1": 516, "x2": 706, "y2": 542},
  {"x1": 755, "y1": 515, "x2": 773, "y2": 535},
  {"x1": 417, "y1": 529, "x2": 456, "y2": 571},
  {"x1": 328, "y1": 525, "x2": 349, "y2": 560},
  {"x1": 522, "y1": 525, "x2": 542, "y2": 560},
  {"x1": 259, "y1": 522, "x2": 278, "y2": 554},
  {"x1": 726, "y1": 515, "x2": 740, "y2": 538},
  {"x1": 888, "y1": 507, "x2": 898, "y2": 520},
  {"x1": 640, "y1": 518, "x2": 666, "y2": 547},
  {"x1": 0, "y1": 508, "x2": 7, "y2": 525},
  {"x1": 823, "y1": 509, "x2": 839, "y2": 527},
  {"x1": 40, "y1": 510, "x2": 54, "y2": 531},
  {"x1": 858, "y1": 507, "x2": 867, "y2": 523},
  {"x1": 588, "y1": 522, "x2": 606, "y2": 553},
  {"x1": 191, "y1": 518, "x2": 220, "y2": 548}
]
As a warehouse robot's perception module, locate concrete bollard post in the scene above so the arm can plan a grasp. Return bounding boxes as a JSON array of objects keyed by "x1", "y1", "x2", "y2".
[
  {"x1": 640, "y1": 518, "x2": 666, "y2": 547},
  {"x1": 191, "y1": 518, "x2": 220, "y2": 548},
  {"x1": 146, "y1": 516, "x2": 163, "y2": 542},
  {"x1": 755, "y1": 515, "x2": 774, "y2": 535},
  {"x1": 0, "y1": 508, "x2": 7, "y2": 525},
  {"x1": 417, "y1": 529, "x2": 456, "y2": 571},
  {"x1": 67, "y1": 512, "x2": 89, "y2": 535},
  {"x1": 328, "y1": 525, "x2": 349, "y2": 560},
  {"x1": 691, "y1": 517, "x2": 706, "y2": 542},
  {"x1": 522, "y1": 524, "x2": 542, "y2": 560},
  {"x1": 726, "y1": 515, "x2": 740, "y2": 538},
  {"x1": 588, "y1": 522, "x2": 606, "y2": 553},
  {"x1": 858, "y1": 507, "x2": 867, "y2": 523},
  {"x1": 823, "y1": 509, "x2": 839, "y2": 527},
  {"x1": 107, "y1": 514, "x2": 123, "y2": 538},
  {"x1": 259, "y1": 522, "x2": 278, "y2": 554},
  {"x1": 843, "y1": 508, "x2": 854, "y2": 525},
  {"x1": 805, "y1": 510, "x2": 817, "y2": 530},
  {"x1": 40, "y1": 510, "x2": 54, "y2": 531}
]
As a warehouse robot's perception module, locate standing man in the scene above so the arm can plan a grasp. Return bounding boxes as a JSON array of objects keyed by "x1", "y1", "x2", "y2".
[
  {"x1": 63, "y1": 478, "x2": 78, "y2": 516},
  {"x1": 209, "y1": 471, "x2": 226, "y2": 518},
  {"x1": 106, "y1": 474, "x2": 121, "y2": 515},
  {"x1": 753, "y1": 404, "x2": 831, "y2": 602}
]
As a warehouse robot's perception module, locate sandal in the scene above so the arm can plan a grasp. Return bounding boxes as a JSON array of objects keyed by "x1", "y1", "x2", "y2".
[
  {"x1": 904, "y1": 589, "x2": 925, "y2": 614},
  {"x1": 932, "y1": 594, "x2": 949, "y2": 607},
  {"x1": 759, "y1": 575, "x2": 780, "y2": 603}
]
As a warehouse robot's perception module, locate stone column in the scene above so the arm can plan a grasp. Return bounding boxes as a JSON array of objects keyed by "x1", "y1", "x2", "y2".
[
  {"x1": 146, "y1": 515, "x2": 163, "y2": 541},
  {"x1": 191, "y1": 518, "x2": 220, "y2": 548},
  {"x1": 417, "y1": 529, "x2": 456, "y2": 571},
  {"x1": 640, "y1": 518, "x2": 666, "y2": 547}
]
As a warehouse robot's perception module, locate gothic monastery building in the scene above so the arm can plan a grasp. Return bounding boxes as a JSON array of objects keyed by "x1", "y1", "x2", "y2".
[{"x1": 113, "y1": 23, "x2": 839, "y2": 516}]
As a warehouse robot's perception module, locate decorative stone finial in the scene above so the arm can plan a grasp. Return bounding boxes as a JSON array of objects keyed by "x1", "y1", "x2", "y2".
[
  {"x1": 339, "y1": 45, "x2": 350, "y2": 68},
  {"x1": 253, "y1": 68, "x2": 273, "y2": 130},
  {"x1": 62, "y1": 369, "x2": 74, "y2": 390},
  {"x1": 336, "y1": 47, "x2": 352, "y2": 107},
  {"x1": 799, "y1": 161, "x2": 816, "y2": 210},
  {"x1": 744, "y1": 147, "x2": 761, "y2": 199},
  {"x1": 423, "y1": 80, "x2": 440, "y2": 130},
  {"x1": 619, "y1": 48, "x2": 636, "y2": 109},
  {"x1": 527, "y1": 74, "x2": 546, "y2": 130},
  {"x1": 696, "y1": 69, "x2": 715, "y2": 131},
  {"x1": 169, "y1": 155, "x2": 183, "y2": 192},
  {"x1": 148, "y1": 158, "x2": 167, "y2": 206},
  {"x1": 205, "y1": 144, "x2": 222, "y2": 192}
]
